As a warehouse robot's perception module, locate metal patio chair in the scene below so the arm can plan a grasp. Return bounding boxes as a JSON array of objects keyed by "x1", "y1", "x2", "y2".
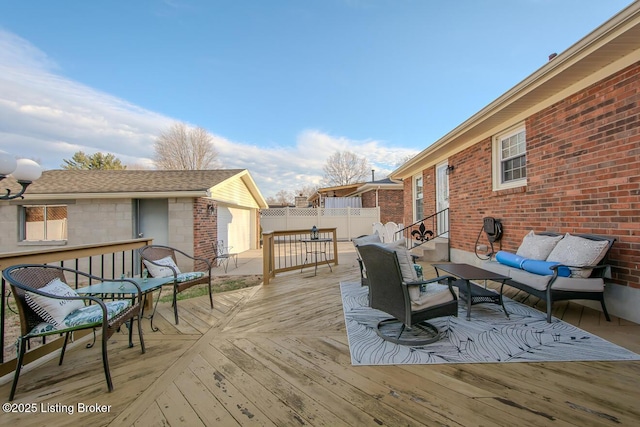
[
  {"x1": 2, "y1": 264, "x2": 145, "y2": 401},
  {"x1": 139, "y1": 245, "x2": 213, "y2": 324}
]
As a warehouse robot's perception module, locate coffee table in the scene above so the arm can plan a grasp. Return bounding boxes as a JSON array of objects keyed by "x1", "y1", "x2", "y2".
[
  {"x1": 432, "y1": 263, "x2": 510, "y2": 320},
  {"x1": 78, "y1": 276, "x2": 171, "y2": 331}
]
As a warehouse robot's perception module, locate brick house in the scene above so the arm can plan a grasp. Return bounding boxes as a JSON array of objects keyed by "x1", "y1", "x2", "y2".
[
  {"x1": 310, "y1": 178, "x2": 404, "y2": 225},
  {"x1": 391, "y1": 3, "x2": 640, "y2": 322},
  {"x1": 0, "y1": 169, "x2": 267, "y2": 271}
]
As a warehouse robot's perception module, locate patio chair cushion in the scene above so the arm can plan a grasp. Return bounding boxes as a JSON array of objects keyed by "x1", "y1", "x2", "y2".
[
  {"x1": 176, "y1": 272, "x2": 206, "y2": 282},
  {"x1": 382, "y1": 240, "x2": 418, "y2": 283},
  {"x1": 409, "y1": 282, "x2": 456, "y2": 311},
  {"x1": 28, "y1": 299, "x2": 132, "y2": 336},
  {"x1": 24, "y1": 278, "x2": 85, "y2": 327},
  {"x1": 546, "y1": 233, "x2": 610, "y2": 278},
  {"x1": 143, "y1": 255, "x2": 181, "y2": 278},
  {"x1": 516, "y1": 231, "x2": 564, "y2": 260}
]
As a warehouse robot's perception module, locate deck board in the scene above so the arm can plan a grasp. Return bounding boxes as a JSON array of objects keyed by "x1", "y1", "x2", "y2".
[{"x1": 1, "y1": 244, "x2": 639, "y2": 426}]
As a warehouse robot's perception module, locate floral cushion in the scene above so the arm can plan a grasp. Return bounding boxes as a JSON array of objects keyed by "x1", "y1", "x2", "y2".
[
  {"x1": 144, "y1": 256, "x2": 181, "y2": 278},
  {"x1": 175, "y1": 272, "x2": 206, "y2": 282},
  {"x1": 25, "y1": 278, "x2": 85, "y2": 327},
  {"x1": 28, "y1": 299, "x2": 132, "y2": 336}
]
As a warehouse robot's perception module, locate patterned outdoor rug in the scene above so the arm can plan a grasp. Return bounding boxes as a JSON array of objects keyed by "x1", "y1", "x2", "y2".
[{"x1": 340, "y1": 281, "x2": 640, "y2": 365}]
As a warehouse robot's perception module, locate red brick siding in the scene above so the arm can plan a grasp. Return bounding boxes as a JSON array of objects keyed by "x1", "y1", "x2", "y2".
[
  {"x1": 361, "y1": 189, "x2": 404, "y2": 224},
  {"x1": 425, "y1": 61, "x2": 640, "y2": 288},
  {"x1": 193, "y1": 198, "x2": 217, "y2": 269},
  {"x1": 361, "y1": 190, "x2": 376, "y2": 209}
]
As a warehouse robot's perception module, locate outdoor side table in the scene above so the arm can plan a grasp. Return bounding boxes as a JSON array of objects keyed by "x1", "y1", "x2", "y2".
[
  {"x1": 78, "y1": 276, "x2": 171, "y2": 331},
  {"x1": 300, "y1": 238, "x2": 333, "y2": 276},
  {"x1": 432, "y1": 263, "x2": 510, "y2": 320}
]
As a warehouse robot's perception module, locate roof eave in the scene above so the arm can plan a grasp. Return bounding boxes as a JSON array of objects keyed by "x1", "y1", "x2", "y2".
[
  {"x1": 18, "y1": 191, "x2": 208, "y2": 200},
  {"x1": 391, "y1": 1, "x2": 640, "y2": 179}
]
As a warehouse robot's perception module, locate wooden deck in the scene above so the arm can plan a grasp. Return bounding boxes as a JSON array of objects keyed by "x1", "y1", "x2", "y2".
[{"x1": 2, "y1": 246, "x2": 639, "y2": 426}]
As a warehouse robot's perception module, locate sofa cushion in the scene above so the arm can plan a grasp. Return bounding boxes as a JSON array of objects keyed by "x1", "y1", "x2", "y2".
[
  {"x1": 482, "y1": 260, "x2": 511, "y2": 277},
  {"x1": 549, "y1": 276, "x2": 604, "y2": 292},
  {"x1": 516, "y1": 231, "x2": 564, "y2": 260},
  {"x1": 546, "y1": 233, "x2": 610, "y2": 278},
  {"x1": 508, "y1": 268, "x2": 553, "y2": 291}
]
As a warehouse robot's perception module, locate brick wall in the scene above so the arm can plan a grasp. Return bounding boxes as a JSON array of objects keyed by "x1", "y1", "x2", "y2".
[
  {"x1": 193, "y1": 198, "x2": 217, "y2": 269},
  {"x1": 378, "y1": 189, "x2": 404, "y2": 224},
  {"x1": 443, "y1": 61, "x2": 640, "y2": 287},
  {"x1": 362, "y1": 189, "x2": 404, "y2": 224}
]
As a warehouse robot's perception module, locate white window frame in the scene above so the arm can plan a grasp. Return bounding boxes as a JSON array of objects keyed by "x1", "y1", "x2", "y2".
[
  {"x1": 413, "y1": 174, "x2": 423, "y2": 221},
  {"x1": 492, "y1": 123, "x2": 527, "y2": 191},
  {"x1": 19, "y1": 204, "x2": 68, "y2": 243}
]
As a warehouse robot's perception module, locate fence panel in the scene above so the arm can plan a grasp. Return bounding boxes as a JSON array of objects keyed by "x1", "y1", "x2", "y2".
[{"x1": 260, "y1": 207, "x2": 379, "y2": 240}]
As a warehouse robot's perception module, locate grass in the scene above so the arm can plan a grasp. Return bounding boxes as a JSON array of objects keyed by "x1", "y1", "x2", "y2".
[{"x1": 158, "y1": 275, "x2": 263, "y2": 303}]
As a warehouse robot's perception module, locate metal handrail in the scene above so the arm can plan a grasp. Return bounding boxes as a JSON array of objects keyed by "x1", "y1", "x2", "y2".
[{"x1": 397, "y1": 208, "x2": 449, "y2": 248}]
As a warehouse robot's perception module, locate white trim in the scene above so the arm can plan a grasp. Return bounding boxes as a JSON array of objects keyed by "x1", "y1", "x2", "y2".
[
  {"x1": 492, "y1": 123, "x2": 527, "y2": 191},
  {"x1": 413, "y1": 173, "x2": 423, "y2": 222}
]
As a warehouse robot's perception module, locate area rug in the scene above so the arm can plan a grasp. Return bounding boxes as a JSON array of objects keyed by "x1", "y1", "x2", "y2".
[{"x1": 340, "y1": 281, "x2": 640, "y2": 365}]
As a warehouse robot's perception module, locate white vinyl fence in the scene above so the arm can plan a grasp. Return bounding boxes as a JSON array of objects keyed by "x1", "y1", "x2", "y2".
[{"x1": 260, "y1": 207, "x2": 380, "y2": 240}]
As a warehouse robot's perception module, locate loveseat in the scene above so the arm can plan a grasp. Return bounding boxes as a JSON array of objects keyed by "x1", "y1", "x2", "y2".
[{"x1": 482, "y1": 231, "x2": 616, "y2": 322}]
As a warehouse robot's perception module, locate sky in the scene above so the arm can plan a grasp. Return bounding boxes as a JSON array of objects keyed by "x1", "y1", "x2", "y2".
[{"x1": 0, "y1": 0, "x2": 634, "y2": 198}]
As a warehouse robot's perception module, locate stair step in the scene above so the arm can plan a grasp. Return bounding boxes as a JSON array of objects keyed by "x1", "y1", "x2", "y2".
[{"x1": 410, "y1": 237, "x2": 449, "y2": 262}]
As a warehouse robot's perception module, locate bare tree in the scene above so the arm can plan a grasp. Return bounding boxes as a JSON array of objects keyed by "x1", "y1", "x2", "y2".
[
  {"x1": 322, "y1": 151, "x2": 370, "y2": 186},
  {"x1": 273, "y1": 190, "x2": 293, "y2": 205},
  {"x1": 154, "y1": 122, "x2": 220, "y2": 170},
  {"x1": 295, "y1": 185, "x2": 319, "y2": 199}
]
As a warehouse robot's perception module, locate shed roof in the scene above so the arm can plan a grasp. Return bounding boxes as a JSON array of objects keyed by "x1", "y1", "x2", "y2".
[{"x1": 2, "y1": 169, "x2": 268, "y2": 208}]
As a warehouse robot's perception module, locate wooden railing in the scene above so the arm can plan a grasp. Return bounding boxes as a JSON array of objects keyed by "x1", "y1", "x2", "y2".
[
  {"x1": 0, "y1": 237, "x2": 153, "y2": 375},
  {"x1": 262, "y1": 228, "x2": 339, "y2": 285}
]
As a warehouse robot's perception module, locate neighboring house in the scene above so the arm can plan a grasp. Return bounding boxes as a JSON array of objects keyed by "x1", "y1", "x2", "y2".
[
  {"x1": 391, "y1": 3, "x2": 640, "y2": 322},
  {"x1": 310, "y1": 178, "x2": 404, "y2": 225},
  {"x1": 308, "y1": 183, "x2": 363, "y2": 207},
  {"x1": 0, "y1": 169, "x2": 268, "y2": 270}
]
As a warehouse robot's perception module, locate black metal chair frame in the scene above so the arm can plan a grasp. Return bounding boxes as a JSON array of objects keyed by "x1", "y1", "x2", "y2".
[
  {"x1": 357, "y1": 243, "x2": 458, "y2": 345},
  {"x1": 138, "y1": 245, "x2": 213, "y2": 325},
  {"x1": 2, "y1": 264, "x2": 145, "y2": 401}
]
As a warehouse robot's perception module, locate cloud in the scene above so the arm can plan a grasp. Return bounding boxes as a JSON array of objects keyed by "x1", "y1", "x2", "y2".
[{"x1": 0, "y1": 29, "x2": 417, "y2": 197}]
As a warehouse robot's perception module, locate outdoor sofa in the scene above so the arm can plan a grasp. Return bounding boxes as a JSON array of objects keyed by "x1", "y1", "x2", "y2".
[{"x1": 482, "y1": 231, "x2": 616, "y2": 322}]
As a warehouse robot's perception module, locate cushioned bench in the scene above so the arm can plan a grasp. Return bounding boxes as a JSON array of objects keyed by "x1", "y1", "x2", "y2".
[{"x1": 482, "y1": 231, "x2": 616, "y2": 322}]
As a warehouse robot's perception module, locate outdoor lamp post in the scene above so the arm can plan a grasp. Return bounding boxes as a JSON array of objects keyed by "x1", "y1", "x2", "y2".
[
  {"x1": 310, "y1": 225, "x2": 319, "y2": 240},
  {"x1": 0, "y1": 150, "x2": 42, "y2": 200}
]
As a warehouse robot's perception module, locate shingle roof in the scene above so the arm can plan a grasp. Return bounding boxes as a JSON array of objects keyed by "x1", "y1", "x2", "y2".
[{"x1": 6, "y1": 169, "x2": 246, "y2": 195}]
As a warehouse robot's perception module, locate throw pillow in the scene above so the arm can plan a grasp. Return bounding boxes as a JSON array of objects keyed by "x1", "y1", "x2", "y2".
[
  {"x1": 382, "y1": 240, "x2": 419, "y2": 283},
  {"x1": 143, "y1": 255, "x2": 181, "y2": 278},
  {"x1": 516, "y1": 231, "x2": 563, "y2": 260},
  {"x1": 25, "y1": 278, "x2": 85, "y2": 328},
  {"x1": 546, "y1": 233, "x2": 610, "y2": 278}
]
